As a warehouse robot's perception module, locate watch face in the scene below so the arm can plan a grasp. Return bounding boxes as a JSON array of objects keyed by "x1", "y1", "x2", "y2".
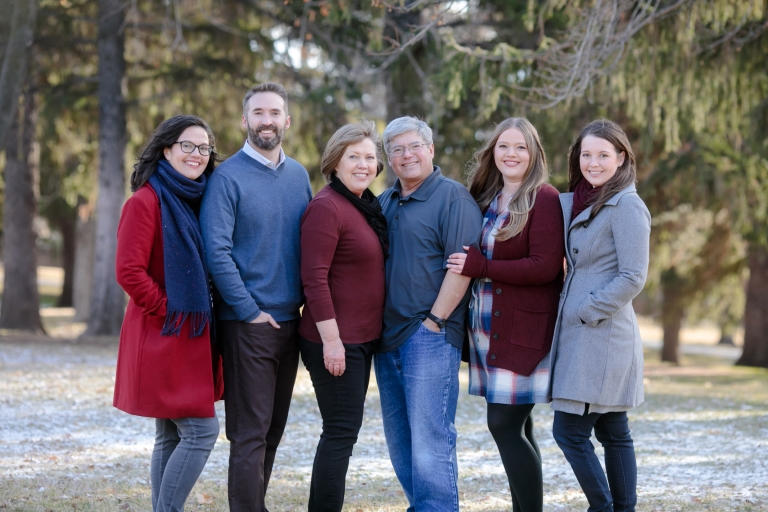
[{"x1": 429, "y1": 313, "x2": 446, "y2": 328}]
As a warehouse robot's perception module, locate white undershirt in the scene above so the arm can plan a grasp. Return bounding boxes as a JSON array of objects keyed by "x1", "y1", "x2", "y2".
[{"x1": 242, "y1": 140, "x2": 285, "y2": 169}]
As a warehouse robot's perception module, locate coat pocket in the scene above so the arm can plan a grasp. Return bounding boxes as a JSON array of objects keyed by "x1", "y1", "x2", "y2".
[{"x1": 509, "y1": 307, "x2": 550, "y2": 350}]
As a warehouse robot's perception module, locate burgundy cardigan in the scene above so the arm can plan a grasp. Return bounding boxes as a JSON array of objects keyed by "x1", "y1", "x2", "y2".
[
  {"x1": 299, "y1": 186, "x2": 386, "y2": 344},
  {"x1": 461, "y1": 184, "x2": 565, "y2": 376}
]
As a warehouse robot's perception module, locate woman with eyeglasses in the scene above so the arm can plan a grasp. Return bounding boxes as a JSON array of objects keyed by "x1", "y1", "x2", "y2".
[{"x1": 113, "y1": 115, "x2": 224, "y2": 512}]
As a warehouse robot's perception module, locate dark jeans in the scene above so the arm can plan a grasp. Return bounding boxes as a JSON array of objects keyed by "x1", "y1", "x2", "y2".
[
  {"x1": 553, "y1": 409, "x2": 637, "y2": 512},
  {"x1": 487, "y1": 403, "x2": 542, "y2": 512},
  {"x1": 221, "y1": 319, "x2": 300, "y2": 512},
  {"x1": 299, "y1": 337, "x2": 376, "y2": 512}
]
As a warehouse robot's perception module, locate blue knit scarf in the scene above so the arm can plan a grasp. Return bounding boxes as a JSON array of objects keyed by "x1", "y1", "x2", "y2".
[{"x1": 148, "y1": 159, "x2": 210, "y2": 338}]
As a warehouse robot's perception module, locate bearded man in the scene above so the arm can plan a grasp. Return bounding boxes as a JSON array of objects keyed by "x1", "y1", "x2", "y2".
[{"x1": 201, "y1": 82, "x2": 312, "y2": 512}]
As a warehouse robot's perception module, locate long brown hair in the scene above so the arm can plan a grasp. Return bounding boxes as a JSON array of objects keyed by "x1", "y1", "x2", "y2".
[
  {"x1": 466, "y1": 117, "x2": 549, "y2": 241},
  {"x1": 567, "y1": 119, "x2": 636, "y2": 218},
  {"x1": 321, "y1": 119, "x2": 383, "y2": 182}
]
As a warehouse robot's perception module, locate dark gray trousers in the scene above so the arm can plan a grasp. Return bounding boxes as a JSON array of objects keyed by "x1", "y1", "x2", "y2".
[{"x1": 221, "y1": 319, "x2": 299, "y2": 512}]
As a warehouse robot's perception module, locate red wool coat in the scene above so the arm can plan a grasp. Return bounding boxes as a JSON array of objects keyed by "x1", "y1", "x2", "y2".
[
  {"x1": 113, "y1": 184, "x2": 224, "y2": 419},
  {"x1": 461, "y1": 184, "x2": 565, "y2": 376}
]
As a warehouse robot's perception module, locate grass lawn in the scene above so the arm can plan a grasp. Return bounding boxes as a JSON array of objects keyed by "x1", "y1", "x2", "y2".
[{"x1": 1, "y1": 320, "x2": 766, "y2": 511}]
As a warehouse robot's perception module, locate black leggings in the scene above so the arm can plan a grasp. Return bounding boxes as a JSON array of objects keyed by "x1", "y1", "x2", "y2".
[{"x1": 487, "y1": 403, "x2": 543, "y2": 512}]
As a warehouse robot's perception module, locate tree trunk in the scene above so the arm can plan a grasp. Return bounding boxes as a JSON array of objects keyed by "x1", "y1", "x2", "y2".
[
  {"x1": 73, "y1": 203, "x2": 95, "y2": 321},
  {"x1": 660, "y1": 268, "x2": 684, "y2": 364},
  {"x1": 0, "y1": 0, "x2": 36, "y2": 148},
  {"x1": 55, "y1": 203, "x2": 76, "y2": 307},
  {"x1": 0, "y1": 86, "x2": 44, "y2": 332},
  {"x1": 383, "y1": 4, "x2": 430, "y2": 187},
  {"x1": 85, "y1": 0, "x2": 127, "y2": 336},
  {"x1": 737, "y1": 243, "x2": 768, "y2": 368}
]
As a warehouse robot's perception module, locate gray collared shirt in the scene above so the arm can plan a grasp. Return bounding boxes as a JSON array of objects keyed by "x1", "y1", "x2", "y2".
[
  {"x1": 242, "y1": 140, "x2": 285, "y2": 169},
  {"x1": 378, "y1": 166, "x2": 483, "y2": 352}
]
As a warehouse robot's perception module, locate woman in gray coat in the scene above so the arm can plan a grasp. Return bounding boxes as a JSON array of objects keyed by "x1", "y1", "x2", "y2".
[{"x1": 549, "y1": 119, "x2": 650, "y2": 512}]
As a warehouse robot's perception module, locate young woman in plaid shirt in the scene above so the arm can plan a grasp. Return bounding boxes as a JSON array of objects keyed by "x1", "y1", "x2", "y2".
[{"x1": 447, "y1": 118, "x2": 564, "y2": 512}]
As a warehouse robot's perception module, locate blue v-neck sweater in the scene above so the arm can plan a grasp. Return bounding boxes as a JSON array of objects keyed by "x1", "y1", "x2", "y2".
[{"x1": 200, "y1": 150, "x2": 312, "y2": 322}]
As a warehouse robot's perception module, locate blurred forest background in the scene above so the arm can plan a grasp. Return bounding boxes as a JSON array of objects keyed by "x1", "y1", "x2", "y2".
[{"x1": 0, "y1": 0, "x2": 766, "y2": 367}]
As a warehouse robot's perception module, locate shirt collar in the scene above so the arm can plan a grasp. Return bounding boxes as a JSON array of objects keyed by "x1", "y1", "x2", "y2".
[
  {"x1": 391, "y1": 166, "x2": 443, "y2": 202},
  {"x1": 242, "y1": 140, "x2": 285, "y2": 169}
]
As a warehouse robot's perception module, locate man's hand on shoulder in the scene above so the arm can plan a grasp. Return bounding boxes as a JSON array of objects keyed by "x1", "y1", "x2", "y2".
[{"x1": 250, "y1": 311, "x2": 281, "y2": 329}]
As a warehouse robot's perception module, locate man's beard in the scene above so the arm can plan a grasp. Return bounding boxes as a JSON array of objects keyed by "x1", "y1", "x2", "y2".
[{"x1": 247, "y1": 122, "x2": 285, "y2": 151}]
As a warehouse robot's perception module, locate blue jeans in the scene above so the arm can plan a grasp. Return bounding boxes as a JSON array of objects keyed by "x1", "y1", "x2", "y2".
[
  {"x1": 151, "y1": 415, "x2": 220, "y2": 512},
  {"x1": 553, "y1": 410, "x2": 637, "y2": 512},
  {"x1": 375, "y1": 324, "x2": 462, "y2": 512}
]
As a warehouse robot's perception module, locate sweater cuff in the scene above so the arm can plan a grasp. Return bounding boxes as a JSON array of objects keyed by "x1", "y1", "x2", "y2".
[
  {"x1": 236, "y1": 303, "x2": 261, "y2": 323},
  {"x1": 461, "y1": 246, "x2": 487, "y2": 279},
  {"x1": 308, "y1": 300, "x2": 336, "y2": 323}
]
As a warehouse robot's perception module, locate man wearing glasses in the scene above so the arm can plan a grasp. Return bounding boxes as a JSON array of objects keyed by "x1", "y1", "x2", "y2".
[
  {"x1": 377, "y1": 116, "x2": 482, "y2": 511},
  {"x1": 200, "y1": 82, "x2": 312, "y2": 512}
]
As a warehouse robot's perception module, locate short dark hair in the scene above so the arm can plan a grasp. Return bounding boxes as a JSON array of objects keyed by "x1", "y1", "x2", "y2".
[
  {"x1": 130, "y1": 115, "x2": 218, "y2": 192},
  {"x1": 242, "y1": 82, "x2": 289, "y2": 117}
]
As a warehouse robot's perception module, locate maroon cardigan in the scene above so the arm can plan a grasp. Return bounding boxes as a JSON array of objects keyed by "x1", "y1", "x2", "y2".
[
  {"x1": 299, "y1": 186, "x2": 386, "y2": 344},
  {"x1": 461, "y1": 184, "x2": 565, "y2": 376}
]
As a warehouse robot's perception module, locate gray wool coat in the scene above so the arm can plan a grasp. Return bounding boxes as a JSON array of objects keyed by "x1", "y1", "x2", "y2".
[{"x1": 548, "y1": 184, "x2": 651, "y2": 409}]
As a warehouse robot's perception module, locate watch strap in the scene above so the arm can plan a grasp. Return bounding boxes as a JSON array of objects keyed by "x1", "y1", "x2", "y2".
[{"x1": 426, "y1": 312, "x2": 447, "y2": 329}]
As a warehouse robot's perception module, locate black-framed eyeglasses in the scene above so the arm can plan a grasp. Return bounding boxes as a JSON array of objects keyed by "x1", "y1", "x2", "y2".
[{"x1": 173, "y1": 141, "x2": 214, "y2": 156}]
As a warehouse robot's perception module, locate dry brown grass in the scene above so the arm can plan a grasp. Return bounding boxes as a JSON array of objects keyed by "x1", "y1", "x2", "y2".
[{"x1": 0, "y1": 312, "x2": 766, "y2": 511}]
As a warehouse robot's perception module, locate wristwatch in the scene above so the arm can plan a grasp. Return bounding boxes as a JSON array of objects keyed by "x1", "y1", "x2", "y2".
[{"x1": 426, "y1": 312, "x2": 447, "y2": 329}]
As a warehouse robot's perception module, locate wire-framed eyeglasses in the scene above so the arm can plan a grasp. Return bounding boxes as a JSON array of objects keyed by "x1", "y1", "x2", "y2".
[{"x1": 388, "y1": 142, "x2": 427, "y2": 158}]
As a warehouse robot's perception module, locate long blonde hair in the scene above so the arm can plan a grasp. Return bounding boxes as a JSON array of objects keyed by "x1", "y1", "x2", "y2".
[{"x1": 466, "y1": 118, "x2": 549, "y2": 241}]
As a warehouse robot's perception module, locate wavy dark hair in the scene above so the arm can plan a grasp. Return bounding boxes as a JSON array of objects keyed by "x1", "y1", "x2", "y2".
[
  {"x1": 466, "y1": 117, "x2": 549, "y2": 241},
  {"x1": 130, "y1": 115, "x2": 219, "y2": 192},
  {"x1": 567, "y1": 118, "x2": 636, "y2": 218}
]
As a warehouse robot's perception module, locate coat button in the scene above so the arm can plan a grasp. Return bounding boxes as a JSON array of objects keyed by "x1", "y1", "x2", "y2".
[
  {"x1": 492, "y1": 333, "x2": 499, "y2": 339},
  {"x1": 583, "y1": 221, "x2": 589, "y2": 228},
  {"x1": 490, "y1": 354, "x2": 496, "y2": 360},
  {"x1": 494, "y1": 310, "x2": 500, "y2": 317},
  {"x1": 495, "y1": 288, "x2": 502, "y2": 294},
  {"x1": 572, "y1": 247, "x2": 579, "y2": 254}
]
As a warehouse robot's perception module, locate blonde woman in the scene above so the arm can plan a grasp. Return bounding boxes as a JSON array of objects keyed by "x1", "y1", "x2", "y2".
[
  {"x1": 447, "y1": 118, "x2": 564, "y2": 512},
  {"x1": 298, "y1": 120, "x2": 388, "y2": 511}
]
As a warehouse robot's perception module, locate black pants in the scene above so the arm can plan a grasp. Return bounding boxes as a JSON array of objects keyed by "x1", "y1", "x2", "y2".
[
  {"x1": 487, "y1": 403, "x2": 543, "y2": 512},
  {"x1": 299, "y1": 337, "x2": 376, "y2": 512},
  {"x1": 221, "y1": 319, "x2": 300, "y2": 512}
]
